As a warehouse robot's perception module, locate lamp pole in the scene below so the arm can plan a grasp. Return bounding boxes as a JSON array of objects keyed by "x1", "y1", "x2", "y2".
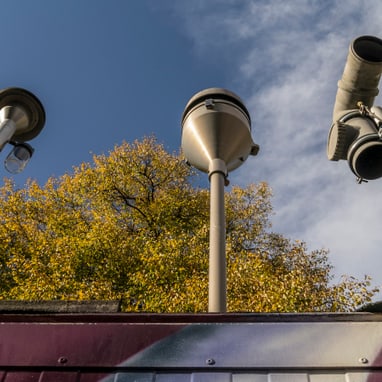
[
  {"x1": 208, "y1": 159, "x2": 228, "y2": 312},
  {"x1": 181, "y1": 88, "x2": 259, "y2": 313}
]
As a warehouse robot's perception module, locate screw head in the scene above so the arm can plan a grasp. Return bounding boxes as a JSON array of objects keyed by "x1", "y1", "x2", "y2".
[
  {"x1": 206, "y1": 358, "x2": 215, "y2": 365},
  {"x1": 359, "y1": 357, "x2": 369, "y2": 364},
  {"x1": 58, "y1": 356, "x2": 68, "y2": 364}
]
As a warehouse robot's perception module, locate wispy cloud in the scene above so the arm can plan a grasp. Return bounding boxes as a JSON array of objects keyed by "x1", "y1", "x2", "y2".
[{"x1": 167, "y1": 0, "x2": 382, "y2": 287}]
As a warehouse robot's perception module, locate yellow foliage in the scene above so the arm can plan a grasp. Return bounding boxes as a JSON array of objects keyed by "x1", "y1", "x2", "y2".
[{"x1": 0, "y1": 136, "x2": 377, "y2": 312}]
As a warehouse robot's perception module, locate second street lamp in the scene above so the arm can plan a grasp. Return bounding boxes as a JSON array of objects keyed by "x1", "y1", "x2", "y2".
[
  {"x1": 181, "y1": 88, "x2": 259, "y2": 312},
  {"x1": 0, "y1": 87, "x2": 45, "y2": 174}
]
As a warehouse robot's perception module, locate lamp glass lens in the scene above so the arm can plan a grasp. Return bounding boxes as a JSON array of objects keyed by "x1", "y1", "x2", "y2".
[{"x1": 4, "y1": 145, "x2": 32, "y2": 174}]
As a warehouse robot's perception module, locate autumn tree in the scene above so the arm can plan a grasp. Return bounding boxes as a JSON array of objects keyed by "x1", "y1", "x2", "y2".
[{"x1": 0, "y1": 136, "x2": 377, "y2": 312}]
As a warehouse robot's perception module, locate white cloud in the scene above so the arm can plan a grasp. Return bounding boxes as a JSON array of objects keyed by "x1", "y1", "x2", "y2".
[{"x1": 168, "y1": 0, "x2": 382, "y2": 290}]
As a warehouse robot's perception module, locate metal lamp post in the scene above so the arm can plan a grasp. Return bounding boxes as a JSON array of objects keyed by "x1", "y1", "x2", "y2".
[
  {"x1": 181, "y1": 88, "x2": 259, "y2": 312},
  {"x1": 0, "y1": 87, "x2": 45, "y2": 173}
]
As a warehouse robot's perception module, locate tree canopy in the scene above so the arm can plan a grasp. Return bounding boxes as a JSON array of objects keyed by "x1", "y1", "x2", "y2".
[{"x1": 0, "y1": 136, "x2": 378, "y2": 312}]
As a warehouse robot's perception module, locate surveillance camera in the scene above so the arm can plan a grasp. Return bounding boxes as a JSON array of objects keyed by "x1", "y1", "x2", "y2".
[{"x1": 328, "y1": 36, "x2": 382, "y2": 182}]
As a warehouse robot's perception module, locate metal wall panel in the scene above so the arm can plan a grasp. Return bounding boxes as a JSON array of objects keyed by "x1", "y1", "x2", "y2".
[
  {"x1": 113, "y1": 373, "x2": 154, "y2": 382},
  {"x1": 38, "y1": 371, "x2": 79, "y2": 382},
  {"x1": 268, "y1": 374, "x2": 309, "y2": 382},
  {"x1": 118, "y1": 322, "x2": 382, "y2": 369},
  {"x1": 233, "y1": 375, "x2": 268, "y2": 382},
  {"x1": 99, "y1": 372, "x2": 382, "y2": 382},
  {"x1": 156, "y1": 375, "x2": 191, "y2": 382},
  {"x1": 0, "y1": 371, "x2": 382, "y2": 381},
  {"x1": 0, "y1": 312, "x2": 381, "y2": 381},
  {"x1": 2, "y1": 372, "x2": 41, "y2": 381},
  {"x1": 190, "y1": 373, "x2": 232, "y2": 382}
]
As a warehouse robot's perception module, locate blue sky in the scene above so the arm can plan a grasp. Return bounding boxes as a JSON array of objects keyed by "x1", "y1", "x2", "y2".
[
  {"x1": 3, "y1": 0, "x2": 382, "y2": 293},
  {"x1": 2, "y1": 1, "x2": 214, "y2": 178}
]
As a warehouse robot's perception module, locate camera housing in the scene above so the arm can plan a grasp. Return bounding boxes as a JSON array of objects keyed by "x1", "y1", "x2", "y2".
[{"x1": 328, "y1": 36, "x2": 382, "y2": 182}]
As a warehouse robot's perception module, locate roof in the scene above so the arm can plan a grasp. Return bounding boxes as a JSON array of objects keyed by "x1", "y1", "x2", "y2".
[{"x1": 0, "y1": 302, "x2": 381, "y2": 381}]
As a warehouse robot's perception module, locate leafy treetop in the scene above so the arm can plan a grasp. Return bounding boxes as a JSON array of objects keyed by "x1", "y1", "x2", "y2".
[{"x1": 0, "y1": 136, "x2": 377, "y2": 312}]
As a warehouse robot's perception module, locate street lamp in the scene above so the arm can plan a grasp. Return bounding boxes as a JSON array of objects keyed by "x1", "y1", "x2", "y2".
[
  {"x1": 181, "y1": 88, "x2": 259, "y2": 312},
  {"x1": 0, "y1": 87, "x2": 45, "y2": 174}
]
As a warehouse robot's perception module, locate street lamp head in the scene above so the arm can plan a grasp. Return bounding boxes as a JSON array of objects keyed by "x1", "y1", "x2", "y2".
[
  {"x1": 181, "y1": 88, "x2": 259, "y2": 174},
  {"x1": 0, "y1": 87, "x2": 45, "y2": 143},
  {"x1": 0, "y1": 88, "x2": 45, "y2": 173}
]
